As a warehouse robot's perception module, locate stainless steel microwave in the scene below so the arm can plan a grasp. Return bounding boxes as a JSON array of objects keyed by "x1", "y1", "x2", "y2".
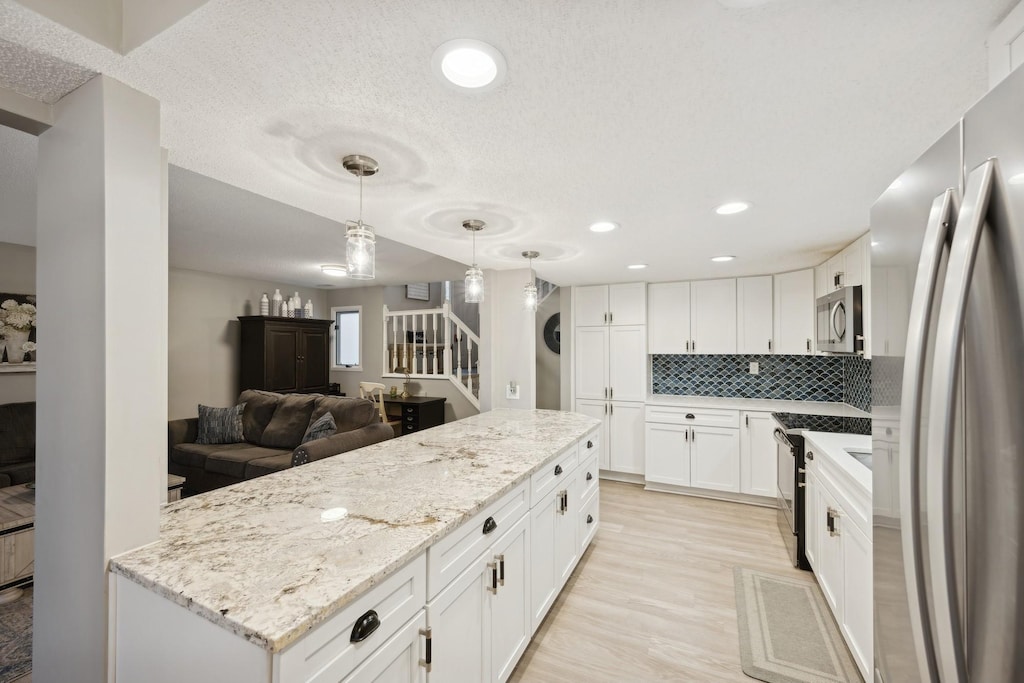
[{"x1": 815, "y1": 286, "x2": 863, "y2": 354}]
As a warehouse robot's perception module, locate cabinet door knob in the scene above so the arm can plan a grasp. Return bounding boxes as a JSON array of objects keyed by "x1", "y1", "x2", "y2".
[
  {"x1": 587, "y1": 514, "x2": 594, "y2": 524},
  {"x1": 482, "y1": 516, "x2": 497, "y2": 535},
  {"x1": 350, "y1": 610, "x2": 381, "y2": 643},
  {"x1": 586, "y1": 440, "x2": 593, "y2": 449},
  {"x1": 806, "y1": 451, "x2": 814, "y2": 461},
  {"x1": 554, "y1": 464, "x2": 563, "y2": 476},
  {"x1": 586, "y1": 472, "x2": 593, "y2": 481}
]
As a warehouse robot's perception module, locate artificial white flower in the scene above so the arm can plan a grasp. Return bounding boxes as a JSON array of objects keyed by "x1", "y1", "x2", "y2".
[{"x1": 22, "y1": 341, "x2": 36, "y2": 353}]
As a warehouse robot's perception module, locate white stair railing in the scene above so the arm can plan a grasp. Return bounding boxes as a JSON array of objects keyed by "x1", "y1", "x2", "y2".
[{"x1": 382, "y1": 302, "x2": 480, "y2": 409}]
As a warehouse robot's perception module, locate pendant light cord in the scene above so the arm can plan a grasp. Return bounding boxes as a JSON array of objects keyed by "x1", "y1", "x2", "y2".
[
  {"x1": 358, "y1": 173, "x2": 363, "y2": 225},
  {"x1": 472, "y1": 226, "x2": 477, "y2": 265}
]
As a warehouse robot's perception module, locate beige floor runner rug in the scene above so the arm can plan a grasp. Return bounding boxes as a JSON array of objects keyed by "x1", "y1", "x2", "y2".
[{"x1": 734, "y1": 567, "x2": 861, "y2": 683}]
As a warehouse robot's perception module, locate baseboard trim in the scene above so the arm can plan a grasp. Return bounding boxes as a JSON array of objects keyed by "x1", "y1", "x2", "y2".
[
  {"x1": 599, "y1": 471, "x2": 645, "y2": 485},
  {"x1": 643, "y1": 483, "x2": 777, "y2": 508}
]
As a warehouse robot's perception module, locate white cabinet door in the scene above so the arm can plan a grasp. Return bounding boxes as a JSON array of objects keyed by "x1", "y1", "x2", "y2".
[
  {"x1": 842, "y1": 520, "x2": 873, "y2": 681},
  {"x1": 554, "y1": 469, "x2": 580, "y2": 589},
  {"x1": 773, "y1": 269, "x2": 815, "y2": 355},
  {"x1": 647, "y1": 282, "x2": 690, "y2": 354},
  {"x1": 489, "y1": 514, "x2": 531, "y2": 683},
  {"x1": 341, "y1": 611, "x2": 426, "y2": 683},
  {"x1": 804, "y1": 470, "x2": 819, "y2": 569},
  {"x1": 608, "y1": 283, "x2": 646, "y2": 325},
  {"x1": 608, "y1": 326, "x2": 646, "y2": 402},
  {"x1": 737, "y1": 276, "x2": 773, "y2": 354},
  {"x1": 843, "y1": 236, "x2": 865, "y2": 287},
  {"x1": 689, "y1": 426, "x2": 740, "y2": 492},
  {"x1": 739, "y1": 412, "x2": 776, "y2": 497},
  {"x1": 427, "y1": 555, "x2": 489, "y2": 683},
  {"x1": 644, "y1": 422, "x2": 690, "y2": 486},
  {"x1": 529, "y1": 492, "x2": 557, "y2": 633},
  {"x1": 574, "y1": 285, "x2": 609, "y2": 327},
  {"x1": 574, "y1": 400, "x2": 609, "y2": 470},
  {"x1": 574, "y1": 327, "x2": 608, "y2": 400},
  {"x1": 814, "y1": 264, "x2": 829, "y2": 301},
  {"x1": 690, "y1": 279, "x2": 737, "y2": 354},
  {"x1": 608, "y1": 402, "x2": 644, "y2": 474},
  {"x1": 815, "y1": 485, "x2": 843, "y2": 616}
]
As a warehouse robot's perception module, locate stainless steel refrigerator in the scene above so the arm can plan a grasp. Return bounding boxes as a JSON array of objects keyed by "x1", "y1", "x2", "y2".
[{"x1": 871, "y1": 64, "x2": 1024, "y2": 682}]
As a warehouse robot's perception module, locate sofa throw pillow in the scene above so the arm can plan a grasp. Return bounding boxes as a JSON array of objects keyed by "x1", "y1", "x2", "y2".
[
  {"x1": 301, "y1": 411, "x2": 336, "y2": 444},
  {"x1": 196, "y1": 404, "x2": 245, "y2": 445}
]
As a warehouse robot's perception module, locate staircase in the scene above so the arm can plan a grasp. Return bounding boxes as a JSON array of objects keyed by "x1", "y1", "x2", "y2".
[
  {"x1": 382, "y1": 302, "x2": 480, "y2": 409},
  {"x1": 536, "y1": 278, "x2": 558, "y2": 305}
]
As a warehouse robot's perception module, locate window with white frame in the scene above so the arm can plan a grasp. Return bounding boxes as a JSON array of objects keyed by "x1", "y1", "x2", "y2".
[{"x1": 332, "y1": 305, "x2": 362, "y2": 370}]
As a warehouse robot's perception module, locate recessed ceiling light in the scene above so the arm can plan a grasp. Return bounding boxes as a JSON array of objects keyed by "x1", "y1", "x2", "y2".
[
  {"x1": 321, "y1": 264, "x2": 348, "y2": 277},
  {"x1": 711, "y1": 255, "x2": 736, "y2": 262},
  {"x1": 627, "y1": 264, "x2": 647, "y2": 270},
  {"x1": 715, "y1": 201, "x2": 751, "y2": 215},
  {"x1": 589, "y1": 221, "x2": 618, "y2": 233},
  {"x1": 1009, "y1": 172, "x2": 1024, "y2": 185},
  {"x1": 432, "y1": 39, "x2": 506, "y2": 90},
  {"x1": 871, "y1": 241, "x2": 880, "y2": 247}
]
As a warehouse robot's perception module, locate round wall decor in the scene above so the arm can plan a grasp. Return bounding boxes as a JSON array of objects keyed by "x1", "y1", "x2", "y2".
[{"x1": 543, "y1": 313, "x2": 561, "y2": 354}]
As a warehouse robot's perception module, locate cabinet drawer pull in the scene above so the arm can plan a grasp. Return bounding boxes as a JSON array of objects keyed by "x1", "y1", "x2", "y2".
[
  {"x1": 587, "y1": 514, "x2": 594, "y2": 524},
  {"x1": 586, "y1": 440, "x2": 593, "y2": 449},
  {"x1": 404, "y1": 424, "x2": 414, "y2": 430},
  {"x1": 419, "y1": 627, "x2": 432, "y2": 672},
  {"x1": 482, "y1": 516, "x2": 498, "y2": 535},
  {"x1": 350, "y1": 609, "x2": 381, "y2": 643},
  {"x1": 406, "y1": 407, "x2": 414, "y2": 413},
  {"x1": 806, "y1": 451, "x2": 814, "y2": 461},
  {"x1": 487, "y1": 561, "x2": 498, "y2": 594},
  {"x1": 685, "y1": 413, "x2": 695, "y2": 420},
  {"x1": 586, "y1": 472, "x2": 593, "y2": 481},
  {"x1": 554, "y1": 464, "x2": 563, "y2": 476},
  {"x1": 498, "y1": 553, "x2": 505, "y2": 586}
]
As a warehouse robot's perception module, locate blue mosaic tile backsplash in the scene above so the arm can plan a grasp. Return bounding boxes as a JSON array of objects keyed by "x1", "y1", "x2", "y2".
[{"x1": 651, "y1": 354, "x2": 871, "y2": 412}]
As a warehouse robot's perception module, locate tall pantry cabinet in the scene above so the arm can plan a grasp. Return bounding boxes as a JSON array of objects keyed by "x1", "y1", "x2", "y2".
[{"x1": 573, "y1": 283, "x2": 647, "y2": 479}]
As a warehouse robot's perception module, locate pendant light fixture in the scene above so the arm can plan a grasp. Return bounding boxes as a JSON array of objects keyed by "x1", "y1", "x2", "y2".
[
  {"x1": 463, "y1": 219, "x2": 485, "y2": 303},
  {"x1": 522, "y1": 251, "x2": 539, "y2": 311},
  {"x1": 342, "y1": 154, "x2": 378, "y2": 280}
]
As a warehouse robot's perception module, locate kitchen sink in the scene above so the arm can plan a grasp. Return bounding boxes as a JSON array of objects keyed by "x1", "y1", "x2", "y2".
[{"x1": 844, "y1": 448, "x2": 872, "y2": 471}]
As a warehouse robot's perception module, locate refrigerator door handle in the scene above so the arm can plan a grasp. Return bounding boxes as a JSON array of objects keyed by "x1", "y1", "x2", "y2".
[
  {"x1": 898, "y1": 188, "x2": 958, "y2": 683},
  {"x1": 926, "y1": 160, "x2": 1006, "y2": 683}
]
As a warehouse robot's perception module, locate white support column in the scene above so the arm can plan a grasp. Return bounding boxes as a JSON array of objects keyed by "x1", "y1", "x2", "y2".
[
  {"x1": 479, "y1": 269, "x2": 537, "y2": 411},
  {"x1": 34, "y1": 74, "x2": 165, "y2": 682}
]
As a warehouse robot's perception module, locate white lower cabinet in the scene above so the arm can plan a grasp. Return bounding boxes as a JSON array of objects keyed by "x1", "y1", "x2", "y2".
[
  {"x1": 575, "y1": 399, "x2": 644, "y2": 476},
  {"x1": 341, "y1": 611, "x2": 427, "y2": 683},
  {"x1": 689, "y1": 426, "x2": 740, "y2": 492},
  {"x1": 841, "y1": 519, "x2": 872, "y2": 675},
  {"x1": 814, "y1": 483, "x2": 843, "y2": 614},
  {"x1": 644, "y1": 422, "x2": 691, "y2": 487},
  {"x1": 804, "y1": 468, "x2": 818, "y2": 568},
  {"x1": 644, "y1": 405, "x2": 740, "y2": 493},
  {"x1": 739, "y1": 411, "x2": 777, "y2": 497},
  {"x1": 529, "y1": 469, "x2": 579, "y2": 631}
]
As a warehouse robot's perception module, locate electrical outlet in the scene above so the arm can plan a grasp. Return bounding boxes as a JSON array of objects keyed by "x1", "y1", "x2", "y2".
[
  {"x1": 749, "y1": 361, "x2": 759, "y2": 375},
  {"x1": 506, "y1": 382, "x2": 520, "y2": 399}
]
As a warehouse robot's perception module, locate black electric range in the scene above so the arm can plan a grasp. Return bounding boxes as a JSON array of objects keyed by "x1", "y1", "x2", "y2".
[{"x1": 771, "y1": 412, "x2": 871, "y2": 570}]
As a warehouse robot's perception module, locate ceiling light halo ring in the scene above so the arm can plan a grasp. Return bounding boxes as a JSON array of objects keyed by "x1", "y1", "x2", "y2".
[
  {"x1": 588, "y1": 221, "x2": 619, "y2": 233},
  {"x1": 321, "y1": 264, "x2": 348, "y2": 277},
  {"x1": 711, "y1": 255, "x2": 736, "y2": 263},
  {"x1": 714, "y1": 200, "x2": 752, "y2": 215},
  {"x1": 432, "y1": 38, "x2": 507, "y2": 91}
]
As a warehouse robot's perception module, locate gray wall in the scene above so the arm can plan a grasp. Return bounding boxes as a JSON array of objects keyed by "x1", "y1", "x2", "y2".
[
  {"x1": 326, "y1": 285, "x2": 479, "y2": 423},
  {"x1": 383, "y1": 283, "x2": 444, "y2": 311},
  {"x1": 535, "y1": 288, "x2": 561, "y2": 410},
  {"x1": 168, "y1": 269, "x2": 328, "y2": 419},
  {"x1": 0, "y1": 242, "x2": 36, "y2": 404}
]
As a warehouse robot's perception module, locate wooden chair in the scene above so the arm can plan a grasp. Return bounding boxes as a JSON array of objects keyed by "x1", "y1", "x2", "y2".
[{"x1": 359, "y1": 382, "x2": 403, "y2": 437}]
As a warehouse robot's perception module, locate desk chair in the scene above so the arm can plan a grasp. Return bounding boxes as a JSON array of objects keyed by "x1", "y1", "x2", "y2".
[{"x1": 359, "y1": 382, "x2": 403, "y2": 437}]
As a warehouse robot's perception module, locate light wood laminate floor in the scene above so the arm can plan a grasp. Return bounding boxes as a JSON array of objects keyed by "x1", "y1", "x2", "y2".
[{"x1": 510, "y1": 481, "x2": 808, "y2": 682}]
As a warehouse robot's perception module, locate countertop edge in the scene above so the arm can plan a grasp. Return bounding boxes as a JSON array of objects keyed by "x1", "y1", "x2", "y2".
[{"x1": 803, "y1": 431, "x2": 872, "y2": 495}]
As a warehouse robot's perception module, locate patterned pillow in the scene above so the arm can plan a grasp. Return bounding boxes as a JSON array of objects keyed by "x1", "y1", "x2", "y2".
[
  {"x1": 301, "y1": 411, "x2": 337, "y2": 444},
  {"x1": 196, "y1": 404, "x2": 245, "y2": 444}
]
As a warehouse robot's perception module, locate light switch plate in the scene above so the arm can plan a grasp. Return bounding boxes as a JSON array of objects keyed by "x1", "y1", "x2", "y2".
[
  {"x1": 506, "y1": 383, "x2": 520, "y2": 399},
  {"x1": 749, "y1": 361, "x2": 759, "y2": 375}
]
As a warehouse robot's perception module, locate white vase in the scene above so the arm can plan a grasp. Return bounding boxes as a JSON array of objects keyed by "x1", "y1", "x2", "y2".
[{"x1": 3, "y1": 328, "x2": 29, "y2": 364}]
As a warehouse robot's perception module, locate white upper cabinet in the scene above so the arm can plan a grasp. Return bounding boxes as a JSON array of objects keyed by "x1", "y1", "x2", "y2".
[
  {"x1": 737, "y1": 276, "x2": 773, "y2": 354},
  {"x1": 773, "y1": 269, "x2": 815, "y2": 355},
  {"x1": 826, "y1": 252, "x2": 846, "y2": 291},
  {"x1": 575, "y1": 283, "x2": 646, "y2": 326},
  {"x1": 608, "y1": 326, "x2": 646, "y2": 401},
  {"x1": 814, "y1": 264, "x2": 829, "y2": 301},
  {"x1": 647, "y1": 282, "x2": 691, "y2": 354},
  {"x1": 574, "y1": 327, "x2": 609, "y2": 400},
  {"x1": 690, "y1": 279, "x2": 737, "y2": 354}
]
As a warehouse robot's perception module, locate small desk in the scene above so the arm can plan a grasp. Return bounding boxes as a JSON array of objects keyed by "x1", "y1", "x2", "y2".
[
  {"x1": 383, "y1": 396, "x2": 446, "y2": 435},
  {"x1": 0, "y1": 485, "x2": 34, "y2": 600}
]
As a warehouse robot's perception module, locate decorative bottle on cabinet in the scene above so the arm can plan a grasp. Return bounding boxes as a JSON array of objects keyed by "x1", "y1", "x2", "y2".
[
  {"x1": 304, "y1": 299, "x2": 313, "y2": 318},
  {"x1": 272, "y1": 289, "x2": 283, "y2": 316},
  {"x1": 259, "y1": 293, "x2": 269, "y2": 316}
]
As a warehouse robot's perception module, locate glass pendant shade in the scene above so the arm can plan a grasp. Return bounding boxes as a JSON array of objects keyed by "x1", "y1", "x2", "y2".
[
  {"x1": 523, "y1": 281, "x2": 538, "y2": 312},
  {"x1": 345, "y1": 220, "x2": 376, "y2": 280},
  {"x1": 465, "y1": 265, "x2": 484, "y2": 303}
]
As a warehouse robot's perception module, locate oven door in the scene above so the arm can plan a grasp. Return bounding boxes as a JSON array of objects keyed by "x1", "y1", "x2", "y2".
[{"x1": 774, "y1": 426, "x2": 796, "y2": 533}]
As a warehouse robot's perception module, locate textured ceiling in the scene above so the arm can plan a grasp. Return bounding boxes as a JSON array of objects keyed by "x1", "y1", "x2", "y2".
[
  {"x1": 0, "y1": 0, "x2": 1017, "y2": 286},
  {"x1": 0, "y1": 35, "x2": 94, "y2": 103}
]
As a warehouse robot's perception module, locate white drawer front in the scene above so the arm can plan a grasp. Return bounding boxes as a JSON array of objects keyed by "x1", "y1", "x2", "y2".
[
  {"x1": 427, "y1": 480, "x2": 529, "y2": 599},
  {"x1": 530, "y1": 445, "x2": 579, "y2": 507},
  {"x1": 577, "y1": 452, "x2": 599, "y2": 503},
  {"x1": 579, "y1": 490, "x2": 599, "y2": 552},
  {"x1": 644, "y1": 405, "x2": 740, "y2": 428},
  {"x1": 276, "y1": 553, "x2": 427, "y2": 683},
  {"x1": 577, "y1": 427, "x2": 601, "y2": 462}
]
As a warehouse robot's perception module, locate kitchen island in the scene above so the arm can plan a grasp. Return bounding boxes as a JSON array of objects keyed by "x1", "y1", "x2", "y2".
[{"x1": 111, "y1": 409, "x2": 601, "y2": 682}]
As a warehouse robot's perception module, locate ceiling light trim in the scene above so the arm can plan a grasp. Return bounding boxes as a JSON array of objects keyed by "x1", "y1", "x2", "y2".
[{"x1": 432, "y1": 39, "x2": 507, "y2": 91}]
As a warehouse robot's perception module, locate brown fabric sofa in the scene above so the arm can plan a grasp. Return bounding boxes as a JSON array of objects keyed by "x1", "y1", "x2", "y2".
[
  {"x1": 168, "y1": 390, "x2": 393, "y2": 495},
  {"x1": 0, "y1": 402, "x2": 35, "y2": 488}
]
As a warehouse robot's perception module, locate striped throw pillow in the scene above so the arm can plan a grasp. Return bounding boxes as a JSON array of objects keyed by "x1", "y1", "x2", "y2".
[{"x1": 196, "y1": 403, "x2": 245, "y2": 444}]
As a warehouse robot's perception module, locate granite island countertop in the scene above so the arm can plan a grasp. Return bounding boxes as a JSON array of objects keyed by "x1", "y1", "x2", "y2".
[{"x1": 110, "y1": 409, "x2": 600, "y2": 654}]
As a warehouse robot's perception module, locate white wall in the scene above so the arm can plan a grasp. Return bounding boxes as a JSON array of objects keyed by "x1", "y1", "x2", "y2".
[
  {"x1": 167, "y1": 268, "x2": 328, "y2": 419},
  {"x1": 0, "y1": 242, "x2": 36, "y2": 404},
  {"x1": 535, "y1": 288, "x2": 561, "y2": 410},
  {"x1": 326, "y1": 285, "x2": 479, "y2": 423},
  {"x1": 482, "y1": 268, "x2": 536, "y2": 411}
]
